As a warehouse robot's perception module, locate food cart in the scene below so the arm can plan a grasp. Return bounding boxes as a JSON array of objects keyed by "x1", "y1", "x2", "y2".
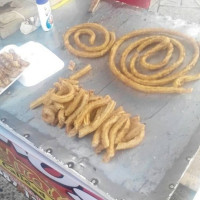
[{"x1": 1, "y1": 0, "x2": 200, "y2": 199}]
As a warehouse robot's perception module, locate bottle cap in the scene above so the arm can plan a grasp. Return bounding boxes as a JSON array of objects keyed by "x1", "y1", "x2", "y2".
[{"x1": 36, "y1": 0, "x2": 48, "y2": 5}]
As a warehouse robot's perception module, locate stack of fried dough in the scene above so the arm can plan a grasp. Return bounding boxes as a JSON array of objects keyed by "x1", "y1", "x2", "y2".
[
  {"x1": 30, "y1": 73, "x2": 145, "y2": 162},
  {"x1": 0, "y1": 49, "x2": 29, "y2": 87}
]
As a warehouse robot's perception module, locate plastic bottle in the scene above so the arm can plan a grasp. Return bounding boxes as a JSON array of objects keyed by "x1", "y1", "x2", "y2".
[{"x1": 36, "y1": 0, "x2": 53, "y2": 31}]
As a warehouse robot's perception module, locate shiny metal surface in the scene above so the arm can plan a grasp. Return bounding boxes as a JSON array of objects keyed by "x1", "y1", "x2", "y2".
[{"x1": 1, "y1": 0, "x2": 200, "y2": 199}]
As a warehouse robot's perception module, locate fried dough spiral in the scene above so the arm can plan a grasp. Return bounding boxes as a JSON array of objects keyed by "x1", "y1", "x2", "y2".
[
  {"x1": 64, "y1": 23, "x2": 116, "y2": 58},
  {"x1": 109, "y1": 28, "x2": 200, "y2": 93}
]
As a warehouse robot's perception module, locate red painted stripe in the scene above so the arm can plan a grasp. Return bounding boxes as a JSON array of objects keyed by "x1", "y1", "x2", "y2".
[{"x1": 117, "y1": 0, "x2": 151, "y2": 8}]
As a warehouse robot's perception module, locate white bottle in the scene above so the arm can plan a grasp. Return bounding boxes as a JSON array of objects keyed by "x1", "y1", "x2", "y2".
[{"x1": 36, "y1": 0, "x2": 53, "y2": 31}]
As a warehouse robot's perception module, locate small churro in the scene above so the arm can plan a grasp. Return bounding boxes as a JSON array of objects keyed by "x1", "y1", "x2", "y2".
[{"x1": 70, "y1": 64, "x2": 92, "y2": 80}]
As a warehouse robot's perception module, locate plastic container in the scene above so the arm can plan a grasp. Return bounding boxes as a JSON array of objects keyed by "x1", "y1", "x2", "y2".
[{"x1": 36, "y1": 0, "x2": 53, "y2": 31}]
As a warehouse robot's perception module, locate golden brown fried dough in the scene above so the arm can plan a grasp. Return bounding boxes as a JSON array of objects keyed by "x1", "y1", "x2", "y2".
[
  {"x1": 50, "y1": 81, "x2": 75, "y2": 103},
  {"x1": 53, "y1": 102, "x2": 65, "y2": 110},
  {"x1": 109, "y1": 28, "x2": 199, "y2": 93},
  {"x1": 31, "y1": 76, "x2": 145, "y2": 162},
  {"x1": 74, "y1": 95, "x2": 111, "y2": 130},
  {"x1": 57, "y1": 109, "x2": 66, "y2": 128},
  {"x1": 95, "y1": 144, "x2": 105, "y2": 154},
  {"x1": 65, "y1": 89, "x2": 84, "y2": 117},
  {"x1": 69, "y1": 64, "x2": 92, "y2": 80},
  {"x1": 64, "y1": 23, "x2": 116, "y2": 58},
  {"x1": 116, "y1": 127, "x2": 145, "y2": 150},
  {"x1": 103, "y1": 115, "x2": 129, "y2": 162},
  {"x1": 68, "y1": 60, "x2": 76, "y2": 71},
  {"x1": 92, "y1": 127, "x2": 102, "y2": 148},
  {"x1": 83, "y1": 112, "x2": 91, "y2": 126},
  {"x1": 115, "y1": 117, "x2": 131, "y2": 144},
  {"x1": 101, "y1": 107, "x2": 124, "y2": 148},
  {"x1": 30, "y1": 88, "x2": 55, "y2": 109},
  {"x1": 68, "y1": 79, "x2": 79, "y2": 85},
  {"x1": 78, "y1": 100, "x2": 116, "y2": 138},
  {"x1": 124, "y1": 117, "x2": 144, "y2": 142},
  {"x1": 92, "y1": 106, "x2": 104, "y2": 121},
  {"x1": 42, "y1": 105, "x2": 58, "y2": 126},
  {"x1": 91, "y1": 105, "x2": 109, "y2": 147},
  {"x1": 65, "y1": 92, "x2": 89, "y2": 136}
]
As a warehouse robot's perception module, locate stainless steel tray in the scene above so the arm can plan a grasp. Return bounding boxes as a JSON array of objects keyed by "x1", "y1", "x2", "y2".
[{"x1": 1, "y1": 0, "x2": 200, "y2": 199}]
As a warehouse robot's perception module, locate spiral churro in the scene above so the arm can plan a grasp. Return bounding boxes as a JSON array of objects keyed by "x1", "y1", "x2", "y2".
[
  {"x1": 109, "y1": 28, "x2": 200, "y2": 93},
  {"x1": 64, "y1": 23, "x2": 116, "y2": 58}
]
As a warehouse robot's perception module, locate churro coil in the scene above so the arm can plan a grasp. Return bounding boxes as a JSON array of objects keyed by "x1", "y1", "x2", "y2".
[
  {"x1": 64, "y1": 23, "x2": 116, "y2": 58},
  {"x1": 109, "y1": 28, "x2": 200, "y2": 93}
]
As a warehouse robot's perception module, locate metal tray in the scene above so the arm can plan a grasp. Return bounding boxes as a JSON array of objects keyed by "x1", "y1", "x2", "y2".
[{"x1": 1, "y1": 0, "x2": 200, "y2": 199}]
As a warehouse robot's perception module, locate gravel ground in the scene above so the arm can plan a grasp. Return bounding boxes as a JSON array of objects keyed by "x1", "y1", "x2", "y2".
[{"x1": 0, "y1": 175, "x2": 27, "y2": 200}]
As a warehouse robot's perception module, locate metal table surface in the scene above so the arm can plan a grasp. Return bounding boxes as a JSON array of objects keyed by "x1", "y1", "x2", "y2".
[{"x1": 1, "y1": 0, "x2": 200, "y2": 199}]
